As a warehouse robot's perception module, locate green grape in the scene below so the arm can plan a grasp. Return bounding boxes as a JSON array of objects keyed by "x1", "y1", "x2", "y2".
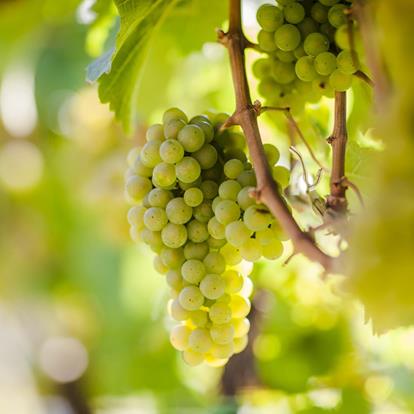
[
  {"x1": 237, "y1": 187, "x2": 255, "y2": 210},
  {"x1": 320, "y1": 22, "x2": 336, "y2": 41},
  {"x1": 132, "y1": 155, "x2": 152, "y2": 177},
  {"x1": 126, "y1": 175, "x2": 152, "y2": 202},
  {"x1": 212, "y1": 196, "x2": 223, "y2": 213},
  {"x1": 230, "y1": 295, "x2": 251, "y2": 318},
  {"x1": 335, "y1": 24, "x2": 350, "y2": 49},
  {"x1": 160, "y1": 247, "x2": 185, "y2": 269},
  {"x1": 310, "y1": 2, "x2": 328, "y2": 23},
  {"x1": 255, "y1": 227, "x2": 275, "y2": 245},
  {"x1": 256, "y1": 4, "x2": 284, "y2": 31},
  {"x1": 243, "y1": 205, "x2": 273, "y2": 231},
  {"x1": 164, "y1": 118, "x2": 186, "y2": 140},
  {"x1": 220, "y1": 244, "x2": 242, "y2": 266},
  {"x1": 161, "y1": 223, "x2": 187, "y2": 248},
  {"x1": 262, "y1": 239, "x2": 284, "y2": 259},
  {"x1": 276, "y1": 50, "x2": 296, "y2": 63},
  {"x1": 211, "y1": 343, "x2": 234, "y2": 359},
  {"x1": 215, "y1": 200, "x2": 241, "y2": 225},
  {"x1": 184, "y1": 187, "x2": 203, "y2": 207},
  {"x1": 232, "y1": 318, "x2": 250, "y2": 338},
  {"x1": 218, "y1": 180, "x2": 242, "y2": 201},
  {"x1": 187, "y1": 219, "x2": 209, "y2": 243},
  {"x1": 182, "y1": 349, "x2": 204, "y2": 366},
  {"x1": 224, "y1": 147, "x2": 247, "y2": 161},
  {"x1": 272, "y1": 165, "x2": 290, "y2": 188},
  {"x1": 146, "y1": 124, "x2": 164, "y2": 142},
  {"x1": 159, "y1": 139, "x2": 184, "y2": 164},
  {"x1": 328, "y1": 4, "x2": 347, "y2": 28},
  {"x1": 263, "y1": 143, "x2": 280, "y2": 165},
  {"x1": 258, "y1": 30, "x2": 277, "y2": 53},
  {"x1": 297, "y1": 17, "x2": 318, "y2": 38},
  {"x1": 189, "y1": 114, "x2": 209, "y2": 124},
  {"x1": 127, "y1": 205, "x2": 146, "y2": 227},
  {"x1": 252, "y1": 58, "x2": 272, "y2": 78},
  {"x1": 225, "y1": 220, "x2": 252, "y2": 247},
  {"x1": 312, "y1": 77, "x2": 335, "y2": 98},
  {"x1": 209, "y1": 302, "x2": 232, "y2": 325},
  {"x1": 190, "y1": 120, "x2": 214, "y2": 144},
  {"x1": 193, "y1": 201, "x2": 213, "y2": 223},
  {"x1": 166, "y1": 197, "x2": 192, "y2": 224},
  {"x1": 142, "y1": 193, "x2": 151, "y2": 208},
  {"x1": 192, "y1": 144, "x2": 218, "y2": 169},
  {"x1": 258, "y1": 77, "x2": 281, "y2": 100},
  {"x1": 175, "y1": 157, "x2": 201, "y2": 183},
  {"x1": 284, "y1": 2, "x2": 305, "y2": 24},
  {"x1": 189, "y1": 328, "x2": 212, "y2": 353},
  {"x1": 163, "y1": 107, "x2": 188, "y2": 124},
  {"x1": 207, "y1": 217, "x2": 225, "y2": 240},
  {"x1": 337, "y1": 50, "x2": 359, "y2": 74},
  {"x1": 148, "y1": 188, "x2": 173, "y2": 208},
  {"x1": 181, "y1": 259, "x2": 206, "y2": 284},
  {"x1": 166, "y1": 269, "x2": 183, "y2": 289},
  {"x1": 154, "y1": 255, "x2": 168, "y2": 274},
  {"x1": 304, "y1": 32, "x2": 330, "y2": 56},
  {"x1": 210, "y1": 323, "x2": 234, "y2": 344},
  {"x1": 208, "y1": 236, "x2": 226, "y2": 249},
  {"x1": 140, "y1": 141, "x2": 162, "y2": 168},
  {"x1": 143, "y1": 207, "x2": 168, "y2": 231},
  {"x1": 314, "y1": 51, "x2": 337, "y2": 76},
  {"x1": 140, "y1": 228, "x2": 163, "y2": 248},
  {"x1": 177, "y1": 125, "x2": 205, "y2": 152},
  {"x1": 152, "y1": 162, "x2": 176, "y2": 188},
  {"x1": 274, "y1": 24, "x2": 301, "y2": 51},
  {"x1": 294, "y1": 45, "x2": 306, "y2": 59},
  {"x1": 204, "y1": 252, "x2": 226, "y2": 274},
  {"x1": 178, "y1": 285, "x2": 204, "y2": 311},
  {"x1": 222, "y1": 269, "x2": 244, "y2": 294},
  {"x1": 200, "y1": 180, "x2": 218, "y2": 200},
  {"x1": 190, "y1": 310, "x2": 208, "y2": 328},
  {"x1": 224, "y1": 159, "x2": 244, "y2": 180},
  {"x1": 178, "y1": 177, "x2": 202, "y2": 191},
  {"x1": 233, "y1": 335, "x2": 248, "y2": 353},
  {"x1": 200, "y1": 274, "x2": 225, "y2": 300},
  {"x1": 169, "y1": 298, "x2": 190, "y2": 321},
  {"x1": 202, "y1": 164, "x2": 222, "y2": 182},
  {"x1": 271, "y1": 221, "x2": 289, "y2": 241},
  {"x1": 184, "y1": 241, "x2": 209, "y2": 260},
  {"x1": 319, "y1": 0, "x2": 340, "y2": 6},
  {"x1": 240, "y1": 238, "x2": 262, "y2": 261},
  {"x1": 238, "y1": 170, "x2": 257, "y2": 188},
  {"x1": 329, "y1": 69, "x2": 353, "y2": 91},
  {"x1": 170, "y1": 324, "x2": 191, "y2": 351}
]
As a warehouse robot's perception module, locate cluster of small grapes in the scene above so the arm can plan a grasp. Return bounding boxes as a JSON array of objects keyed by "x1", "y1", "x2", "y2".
[
  {"x1": 125, "y1": 108, "x2": 288, "y2": 366},
  {"x1": 254, "y1": 0, "x2": 361, "y2": 112}
]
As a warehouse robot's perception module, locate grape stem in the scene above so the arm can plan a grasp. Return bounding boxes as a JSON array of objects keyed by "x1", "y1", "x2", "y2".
[{"x1": 218, "y1": 0, "x2": 335, "y2": 272}]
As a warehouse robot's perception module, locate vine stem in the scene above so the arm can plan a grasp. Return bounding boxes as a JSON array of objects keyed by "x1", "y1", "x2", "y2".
[{"x1": 220, "y1": 0, "x2": 335, "y2": 272}]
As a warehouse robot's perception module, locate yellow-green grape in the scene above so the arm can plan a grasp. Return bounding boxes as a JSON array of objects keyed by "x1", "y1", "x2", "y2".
[
  {"x1": 329, "y1": 69, "x2": 353, "y2": 91},
  {"x1": 256, "y1": 4, "x2": 284, "y2": 31},
  {"x1": 210, "y1": 343, "x2": 234, "y2": 359},
  {"x1": 298, "y1": 16, "x2": 318, "y2": 37},
  {"x1": 296, "y1": 56, "x2": 319, "y2": 82},
  {"x1": 209, "y1": 302, "x2": 232, "y2": 325},
  {"x1": 294, "y1": 45, "x2": 306, "y2": 59},
  {"x1": 233, "y1": 335, "x2": 248, "y2": 354},
  {"x1": 178, "y1": 177, "x2": 202, "y2": 191},
  {"x1": 154, "y1": 255, "x2": 168, "y2": 274},
  {"x1": 170, "y1": 324, "x2": 191, "y2": 351},
  {"x1": 187, "y1": 219, "x2": 209, "y2": 243},
  {"x1": 210, "y1": 323, "x2": 234, "y2": 344},
  {"x1": 143, "y1": 207, "x2": 168, "y2": 231},
  {"x1": 193, "y1": 202, "x2": 213, "y2": 223},
  {"x1": 146, "y1": 124, "x2": 164, "y2": 142},
  {"x1": 190, "y1": 119, "x2": 214, "y2": 144},
  {"x1": 207, "y1": 217, "x2": 225, "y2": 240},
  {"x1": 255, "y1": 228, "x2": 275, "y2": 245},
  {"x1": 313, "y1": 77, "x2": 335, "y2": 98},
  {"x1": 237, "y1": 187, "x2": 255, "y2": 210},
  {"x1": 140, "y1": 228, "x2": 163, "y2": 250},
  {"x1": 208, "y1": 237, "x2": 226, "y2": 249},
  {"x1": 200, "y1": 180, "x2": 218, "y2": 200},
  {"x1": 178, "y1": 124, "x2": 205, "y2": 152},
  {"x1": 314, "y1": 52, "x2": 337, "y2": 76},
  {"x1": 192, "y1": 144, "x2": 218, "y2": 170},
  {"x1": 140, "y1": 141, "x2": 162, "y2": 168},
  {"x1": 219, "y1": 180, "x2": 242, "y2": 201},
  {"x1": 161, "y1": 223, "x2": 187, "y2": 248},
  {"x1": 320, "y1": 21, "x2": 336, "y2": 41},
  {"x1": 328, "y1": 3, "x2": 347, "y2": 28},
  {"x1": 274, "y1": 24, "x2": 301, "y2": 51},
  {"x1": 183, "y1": 187, "x2": 203, "y2": 207},
  {"x1": 240, "y1": 238, "x2": 262, "y2": 262},
  {"x1": 164, "y1": 118, "x2": 186, "y2": 140},
  {"x1": 215, "y1": 200, "x2": 241, "y2": 225},
  {"x1": 160, "y1": 247, "x2": 185, "y2": 269},
  {"x1": 182, "y1": 349, "x2": 204, "y2": 366},
  {"x1": 225, "y1": 220, "x2": 252, "y2": 247},
  {"x1": 129, "y1": 225, "x2": 141, "y2": 243},
  {"x1": 212, "y1": 196, "x2": 223, "y2": 213},
  {"x1": 284, "y1": 2, "x2": 305, "y2": 24},
  {"x1": 169, "y1": 298, "x2": 190, "y2": 321},
  {"x1": 222, "y1": 269, "x2": 244, "y2": 294},
  {"x1": 126, "y1": 175, "x2": 152, "y2": 202},
  {"x1": 243, "y1": 205, "x2": 273, "y2": 232},
  {"x1": 178, "y1": 285, "x2": 204, "y2": 311},
  {"x1": 311, "y1": 2, "x2": 328, "y2": 23},
  {"x1": 184, "y1": 241, "x2": 209, "y2": 260},
  {"x1": 252, "y1": 58, "x2": 272, "y2": 78},
  {"x1": 258, "y1": 77, "x2": 281, "y2": 100},
  {"x1": 175, "y1": 157, "x2": 201, "y2": 183},
  {"x1": 232, "y1": 318, "x2": 250, "y2": 338},
  {"x1": 271, "y1": 221, "x2": 288, "y2": 241},
  {"x1": 132, "y1": 155, "x2": 152, "y2": 177},
  {"x1": 262, "y1": 239, "x2": 284, "y2": 260},
  {"x1": 166, "y1": 269, "x2": 183, "y2": 289},
  {"x1": 159, "y1": 139, "x2": 184, "y2": 164},
  {"x1": 189, "y1": 310, "x2": 208, "y2": 328},
  {"x1": 271, "y1": 60, "x2": 296, "y2": 84},
  {"x1": 147, "y1": 188, "x2": 172, "y2": 208},
  {"x1": 127, "y1": 205, "x2": 146, "y2": 227},
  {"x1": 304, "y1": 32, "x2": 330, "y2": 56},
  {"x1": 152, "y1": 162, "x2": 176, "y2": 188},
  {"x1": 188, "y1": 328, "x2": 213, "y2": 353},
  {"x1": 163, "y1": 107, "x2": 188, "y2": 124},
  {"x1": 224, "y1": 159, "x2": 244, "y2": 180},
  {"x1": 200, "y1": 274, "x2": 225, "y2": 300},
  {"x1": 276, "y1": 50, "x2": 296, "y2": 63},
  {"x1": 237, "y1": 170, "x2": 256, "y2": 187},
  {"x1": 272, "y1": 165, "x2": 290, "y2": 188},
  {"x1": 166, "y1": 197, "x2": 192, "y2": 225},
  {"x1": 263, "y1": 143, "x2": 280, "y2": 166},
  {"x1": 220, "y1": 244, "x2": 242, "y2": 266},
  {"x1": 230, "y1": 295, "x2": 251, "y2": 318},
  {"x1": 258, "y1": 30, "x2": 277, "y2": 53},
  {"x1": 204, "y1": 252, "x2": 226, "y2": 274},
  {"x1": 337, "y1": 50, "x2": 359, "y2": 74},
  {"x1": 335, "y1": 24, "x2": 350, "y2": 50},
  {"x1": 319, "y1": 0, "x2": 340, "y2": 7},
  {"x1": 181, "y1": 259, "x2": 206, "y2": 284}
]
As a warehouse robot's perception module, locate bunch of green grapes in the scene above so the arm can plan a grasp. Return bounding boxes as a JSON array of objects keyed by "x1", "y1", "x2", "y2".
[
  {"x1": 254, "y1": 0, "x2": 362, "y2": 112},
  {"x1": 125, "y1": 108, "x2": 289, "y2": 366}
]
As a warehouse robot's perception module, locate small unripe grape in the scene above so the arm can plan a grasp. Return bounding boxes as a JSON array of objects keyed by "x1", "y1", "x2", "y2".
[
  {"x1": 200, "y1": 180, "x2": 218, "y2": 200},
  {"x1": 178, "y1": 176, "x2": 202, "y2": 191},
  {"x1": 274, "y1": 24, "x2": 301, "y2": 51},
  {"x1": 163, "y1": 107, "x2": 188, "y2": 124},
  {"x1": 176, "y1": 157, "x2": 201, "y2": 183},
  {"x1": 184, "y1": 241, "x2": 209, "y2": 260},
  {"x1": 187, "y1": 219, "x2": 209, "y2": 243},
  {"x1": 256, "y1": 4, "x2": 284, "y2": 31},
  {"x1": 258, "y1": 30, "x2": 277, "y2": 53},
  {"x1": 200, "y1": 274, "x2": 225, "y2": 300},
  {"x1": 215, "y1": 200, "x2": 241, "y2": 225},
  {"x1": 148, "y1": 188, "x2": 173, "y2": 208},
  {"x1": 152, "y1": 162, "x2": 176, "y2": 188},
  {"x1": 304, "y1": 33, "x2": 330, "y2": 56},
  {"x1": 178, "y1": 125, "x2": 205, "y2": 152},
  {"x1": 329, "y1": 69, "x2": 353, "y2": 91},
  {"x1": 328, "y1": 4, "x2": 347, "y2": 28},
  {"x1": 320, "y1": 22, "x2": 336, "y2": 41},
  {"x1": 170, "y1": 325, "x2": 191, "y2": 351},
  {"x1": 298, "y1": 17, "x2": 318, "y2": 38},
  {"x1": 192, "y1": 144, "x2": 218, "y2": 169},
  {"x1": 164, "y1": 118, "x2": 186, "y2": 140},
  {"x1": 224, "y1": 159, "x2": 244, "y2": 179},
  {"x1": 314, "y1": 52, "x2": 337, "y2": 76},
  {"x1": 263, "y1": 143, "x2": 280, "y2": 166},
  {"x1": 161, "y1": 223, "x2": 187, "y2": 248},
  {"x1": 311, "y1": 2, "x2": 328, "y2": 23},
  {"x1": 209, "y1": 302, "x2": 232, "y2": 325},
  {"x1": 184, "y1": 187, "x2": 203, "y2": 207},
  {"x1": 159, "y1": 139, "x2": 184, "y2": 164},
  {"x1": 203, "y1": 252, "x2": 226, "y2": 274},
  {"x1": 283, "y1": 2, "x2": 305, "y2": 24},
  {"x1": 166, "y1": 197, "x2": 193, "y2": 224},
  {"x1": 178, "y1": 285, "x2": 204, "y2": 311},
  {"x1": 146, "y1": 124, "x2": 164, "y2": 142},
  {"x1": 207, "y1": 217, "x2": 226, "y2": 240},
  {"x1": 181, "y1": 259, "x2": 206, "y2": 284},
  {"x1": 294, "y1": 45, "x2": 306, "y2": 59},
  {"x1": 126, "y1": 175, "x2": 152, "y2": 202},
  {"x1": 144, "y1": 207, "x2": 168, "y2": 231}
]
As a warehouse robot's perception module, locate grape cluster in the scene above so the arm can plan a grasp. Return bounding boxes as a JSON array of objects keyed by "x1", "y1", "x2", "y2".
[
  {"x1": 254, "y1": 0, "x2": 361, "y2": 113},
  {"x1": 125, "y1": 108, "x2": 288, "y2": 366}
]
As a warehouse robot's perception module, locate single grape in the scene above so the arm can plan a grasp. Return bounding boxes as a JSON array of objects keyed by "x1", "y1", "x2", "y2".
[
  {"x1": 329, "y1": 69, "x2": 353, "y2": 91},
  {"x1": 263, "y1": 143, "x2": 280, "y2": 165},
  {"x1": 255, "y1": 227, "x2": 276, "y2": 245},
  {"x1": 146, "y1": 124, "x2": 164, "y2": 142},
  {"x1": 337, "y1": 50, "x2": 359, "y2": 74},
  {"x1": 252, "y1": 58, "x2": 272, "y2": 78},
  {"x1": 178, "y1": 176, "x2": 202, "y2": 191},
  {"x1": 184, "y1": 241, "x2": 209, "y2": 260},
  {"x1": 209, "y1": 302, "x2": 232, "y2": 325},
  {"x1": 163, "y1": 107, "x2": 188, "y2": 124},
  {"x1": 169, "y1": 298, "x2": 190, "y2": 321},
  {"x1": 258, "y1": 30, "x2": 277, "y2": 53},
  {"x1": 181, "y1": 259, "x2": 206, "y2": 284},
  {"x1": 160, "y1": 247, "x2": 185, "y2": 269},
  {"x1": 310, "y1": 2, "x2": 328, "y2": 23},
  {"x1": 297, "y1": 17, "x2": 318, "y2": 37},
  {"x1": 127, "y1": 205, "x2": 146, "y2": 227},
  {"x1": 200, "y1": 180, "x2": 219, "y2": 200},
  {"x1": 312, "y1": 77, "x2": 335, "y2": 98},
  {"x1": 258, "y1": 77, "x2": 281, "y2": 100},
  {"x1": 182, "y1": 349, "x2": 204, "y2": 366},
  {"x1": 222, "y1": 269, "x2": 244, "y2": 294},
  {"x1": 218, "y1": 180, "x2": 242, "y2": 201},
  {"x1": 225, "y1": 220, "x2": 252, "y2": 247},
  {"x1": 314, "y1": 52, "x2": 337, "y2": 76},
  {"x1": 190, "y1": 310, "x2": 208, "y2": 328},
  {"x1": 126, "y1": 175, "x2": 152, "y2": 202},
  {"x1": 183, "y1": 187, "x2": 203, "y2": 207},
  {"x1": 140, "y1": 228, "x2": 163, "y2": 249},
  {"x1": 232, "y1": 318, "x2": 250, "y2": 338},
  {"x1": 237, "y1": 187, "x2": 255, "y2": 210},
  {"x1": 210, "y1": 323, "x2": 234, "y2": 344},
  {"x1": 166, "y1": 197, "x2": 192, "y2": 225},
  {"x1": 178, "y1": 285, "x2": 204, "y2": 311},
  {"x1": 161, "y1": 223, "x2": 187, "y2": 248},
  {"x1": 262, "y1": 239, "x2": 284, "y2": 260},
  {"x1": 193, "y1": 201, "x2": 213, "y2": 223},
  {"x1": 178, "y1": 124, "x2": 205, "y2": 152},
  {"x1": 170, "y1": 325, "x2": 191, "y2": 351},
  {"x1": 207, "y1": 217, "x2": 225, "y2": 240},
  {"x1": 192, "y1": 144, "x2": 218, "y2": 169},
  {"x1": 152, "y1": 162, "x2": 176, "y2": 188},
  {"x1": 154, "y1": 255, "x2": 169, "y2": 274},
  {"x1": 220, "y1": 244, "x2": 242, "y2": 266},
  {"x1": 210, "y1": 343, "x2": 234, "y2": 359},
  {"x1": 294, "y1": 45, "x2": 306, "y2": 59},
  {"x1": 256, "y1": 4, "x2": 284, "y2": 31},
  {"x1": 320, "y1": 22, "x2": 336, "y2": 41},
  {"x1": 224, "y1": 159, "x2": 244, "y2": 179},
  {"x1": 230, "y1": 295, "x2": 251, "y2": 318},
  {"x1": 190, "y1": 120, "x2": 214, "y2": 143},
  {"x1": 148, "y1": 188, "x2": 173, "y2": 208},
  {"x1": 215, "y1": 200, "x2": 241, "y2": 225},
  {"x1": 276, "y1": 50, "x2": 296, "y2": 63},
  {"x1": 272, "y1": 165, "x2": 290, "y2": 188},
  {"x1": 159, "y1": 139, "x2": 184, "y2": 164},
  {"x1": 132, "y1": 155, "x2": 152, "y2": 177},
  {"x1": 175, "y1": 157, "x2": 201, "y2": 183},
  {"x1": 208, "y1": 236, "x2": 226, "y2": 249},
  {"x1": 187, "y1": 219, "x2": 209, "y2": 243},
  {"x1": 283, "y1": 2, "x2": 305, "y2": 24},
  {"x1": 243, "y1": 205, "x2": 273, "y2": 231},
  {"x1": 189, "y1": 328, "x2": 213, "y2": 353},
  {"x1": 335, "y1": 24, "x2": 350, "y2": 50},
  {"x1": 274, "y1": 24, "x2": 301, "y2": 51},
  {"x1": 200, "y1": 274, "x2": 225, "y2": 300},
  {"x1": 240, "y1": 238, "x2": 262, "y2": 262},
  {"x1": 144, "y1": 207, "x2": 168, "y2": 231},
  {"x1": 204, "y1": 252, "x2": 226, "y2": 274},
  {"x1": 140, "y1": 141, "x2": 162, "y2": 168},
  {"x1": 304, "y1": 33, "x2": 330, "y2": 56},
  {"x1": 233, "y1": 335, "x2": 248, "y2": 353},
  {"x1": 328, "y1": 4, "x2": 347, "y2": 28},
  {"x1": 237, "y1": 170, "x2": 256, "y2": 187},
  {"x1": 164, "y1": 118, "x2": 186, "y2": 140},
  {"x1": 166, "y1": 269, "x2": 183, "y2": 289}
]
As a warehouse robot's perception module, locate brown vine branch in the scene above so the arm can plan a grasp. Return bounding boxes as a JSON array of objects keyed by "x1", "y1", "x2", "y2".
[
  {"x1": 354, "y1": 70, "x2": 374, "y2": 87},
  {"x1": 220, "y1": 0, "x2": 335, "y2": 272}
]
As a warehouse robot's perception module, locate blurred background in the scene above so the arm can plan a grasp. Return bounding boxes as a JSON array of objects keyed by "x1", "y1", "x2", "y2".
[{"x1": 1, "y1": 0, "x2": 414, "y2": 413}]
